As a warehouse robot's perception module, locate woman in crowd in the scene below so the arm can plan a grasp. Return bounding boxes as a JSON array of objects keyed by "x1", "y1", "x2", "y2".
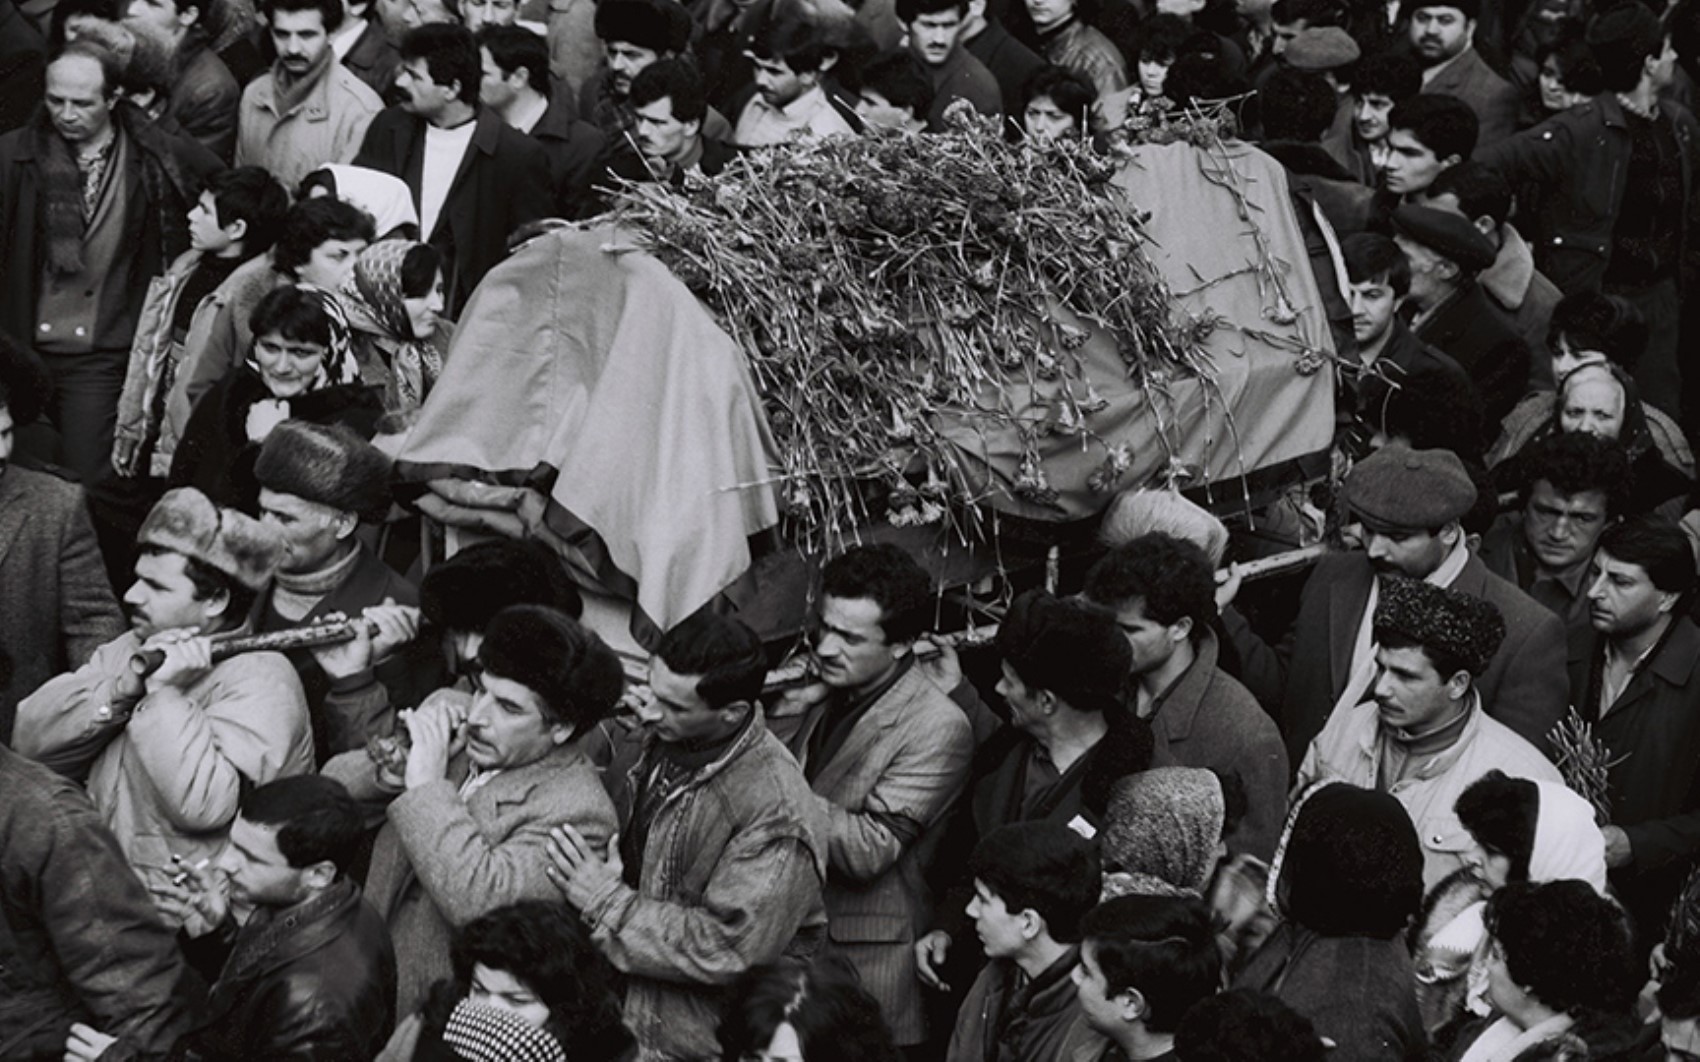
[
  {"x1": 338, "y1": 240, "x2": 454, "y2": 425},
  {"x1": 717, "y1": 955, "x2": 901, "y2": 1062},
  {"x1": 1020, "y1": 65, "x2": 1098, "y2": 142},
  {"x1": 299, "y1": 164, "x2": 421, "y2": 241},
  {"x1": 1438, "y1": 881, "x2": 1641, "y2": 1061},
  {"x1": 1411, "y1": 773, "x2": 1607, "y2": 1034},
  {"x1": 1099, "y1": 766, "x2": 1225, "y2": 901},
  {"x1": 375, "y1": 901, "x2": 634, "y2": 1061},
  {"x1": 1527, "y1": 22, "x2": 1600, "y2": 118},
  {"x1": 1236, "y1": 782, "x2": 1428, "y2": 1062},
  {"x1": 169, "y1": 285, "x2": 381, "y2": 509}
]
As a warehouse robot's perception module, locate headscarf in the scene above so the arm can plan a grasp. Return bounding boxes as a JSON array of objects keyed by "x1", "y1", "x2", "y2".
[
  {"x1": 246, "y1": 283, "x2": 359, "y2": 393},
  {"x1": 440, "y1": 1000, "x2": 567, "y2": 1062},
  {"x1": 1527, "y1": 781, "x2": 1608, "y2": 894},
  {"x1": 1268, "y1": 782, "x2": 1423, "y2": 939},
  {"x1": 1554, "y1": 361, "x2": 1657, "y2": 462},
  {"x1": 338, "y1": 240, "x2": 446, "y2": 414},
  {"x1": 314, "y1": 164, "x2": 420, "y2": 240},
  {"x1": 1100, "y1": 767, "x2": 1225, "y2": 900}
]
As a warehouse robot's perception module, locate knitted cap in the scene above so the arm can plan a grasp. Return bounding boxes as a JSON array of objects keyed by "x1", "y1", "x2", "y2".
[
  {"x1": 253, "y1": 420, "x2": 392, "y2": 521},
  {"x1": 1340, "y1": 444, "x2": 1477, "y2": 530},
  {"x1": 137, "y1": 488, "x2": 285, "y2": 591},
  {"x1": 1373, "y1": 575, "x2": 1506, "y2": 675}
]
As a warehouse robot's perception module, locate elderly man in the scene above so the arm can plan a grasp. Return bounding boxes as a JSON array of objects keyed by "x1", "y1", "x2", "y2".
[
  {"x1": 1223, "y1": 444, "x2": 1568, "y2": 759},
  {"x1": 323, "y1": 604, "x2": 621, "y2": 1016},
  {"x1": 549, "y1": 611, "x2": 826, "y2": 1061},
  {"x1": 769, "y1": 543, "x2": 976, "y2": 1050},
  {"x1": 1296, "y1": 576, "x2": 1561, "y2": 889},
  {"x1": 14, "y1": 488, "x2": 314, "y2": 909}
]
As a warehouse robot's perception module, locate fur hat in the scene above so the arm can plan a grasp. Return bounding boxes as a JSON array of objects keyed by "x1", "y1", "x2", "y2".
[
  {"x1": 420, "y1": 540, "x2": 584, "y2": 632},
  {"x1": 1340, "y1": 444, "x2": 1477, "y2": 530},
  {"x1": 478, "y1": 605, "x2": 624, "y2": 733},
  {"x1": 253, "y1": 420, "x2": 392, "y2": 521},
  {"x1": 137, "y1": 488, "x2": 285, "y2": 591},
  {"x1": 593, "y1": 0, "x2": 691, "y2": 53},
  {"x1": 1373, "y1": 575, "x2": 1506, "y2": 675},
  {"x1": 995, "y1": 590, "x2": 1132, "y2": 715}
]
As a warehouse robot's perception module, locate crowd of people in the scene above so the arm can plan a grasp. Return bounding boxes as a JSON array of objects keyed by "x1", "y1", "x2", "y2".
[{"x1": 4, "y1": 0, "x2": 1700, "y2": 1056}]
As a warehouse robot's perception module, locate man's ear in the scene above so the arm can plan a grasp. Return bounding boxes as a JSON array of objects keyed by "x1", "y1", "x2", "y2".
[
  {"x1": 1445, "y1": 669, "x2": 1472, "y2": 701},
  {"x1": 550, "y1": 722, "x2": 576, "y2": 746},
  {"x1": 225, "y1": 217, "x2": 250, "y2": 244},
  {"x1": 200, "y1": 587, "x2": 233, "y2": 622},
  {"x1": 1121, "y1": 986, "x2": 1149, "y2": 1024},
  {"x1": 1170, "y1": 615, "x2": 1194, "y2": 646},
  {"x1": 303, "y1": 858, "x2": 338, "y2": 890}
]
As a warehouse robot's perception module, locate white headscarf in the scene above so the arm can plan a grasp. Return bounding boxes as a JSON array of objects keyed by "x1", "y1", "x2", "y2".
[
  {"x1": 1528, "y1": 781, "x2": 1608, "y2": 894},
  {"x1": 316, "y1": 164, "x2": 420, "y2": 240}
]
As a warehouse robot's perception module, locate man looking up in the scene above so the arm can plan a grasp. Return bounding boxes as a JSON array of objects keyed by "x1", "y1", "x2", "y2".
[
  {"x1": 896, "y1": 0, "x2": 1003, "y2": 131},
  {"x1": 1407, "y1": 0, "x2": 1518, "y2": 145},
  {"x1": 770, "y1": 543, "x2": 975, "y2": 1051},
  {"x1": 547, "y1": 610, "x2": 826, "y2": 1061},
  {"x1": 479, "y1": 24, "x2": 605, "y2": 218},
  {"x1": 1072, "y1": 895, "x2": 1222, "y2": 1062},
  {"x1": 1296, "y1": 576, "x2": 1561, "y2": 889},
  {"x1": 1570, "y1": 517, "x2": 1700, "y2": 942},
  {"x1": 124, "y1": 0, "x2": 239, "y2": 158},
  {"x1": 355, "y1": 22, "x2": 553, "y2": 313},
  {"x1": 1222, "y1": 443, "x2": 1568, "y2": 758},
  {"x1": 323, "y1": 604, "x2": 621, "y2": 1016},
  {"x1": 237, "y1": 0, "x2": 383, "y2": 189},
  {"x1": 72, "y1": 776, "x2": 397, "y2": 1061},
  {"x1": 1479, "y1": 431, "x2": 1629, "y2": 627},
  {"x1": 13, "y1": 487, "x2": 314, "y2": 909}
]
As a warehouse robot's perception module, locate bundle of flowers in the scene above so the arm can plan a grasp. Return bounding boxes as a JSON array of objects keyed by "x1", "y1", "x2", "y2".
[{"x1": 607, "y1": 104, "x2": 1215, "y2": 553}]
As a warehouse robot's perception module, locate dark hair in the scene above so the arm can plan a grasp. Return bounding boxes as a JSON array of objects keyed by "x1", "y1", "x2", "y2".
[
  {"x1": 419, "y1": 540, "x2": 584, "y2": 632},
  {"x1": 968, "y1": 822, "x2": 1101, "y2": 945},
  {"x1": 1487, "y1": 880, "x2": 1637, "y2": 1014},
  {"x1": 860, "y1": 50, "x2": 934, "y2": 116},
  {"x1": 204, "y1": 166, "x2": 290, "y2": 257},
  {"x1": 1341, "y1": 232, "x2": 1413, "y2": 297},
  {"x1": 137, "y1": 545, "x2": 263, "y2": 630},
  {"x1": 1077, "y1": 896, "x2": 1220, "y2": 1033},
  {"x1": 478, "y1": 605, "x2": 625, "y2": 732},
  {"x1": 249, "y1": 285, "x2": 334, "y2": 348},
  {"x1": 1175, "y1": 989, "x2": 1328, "y2": 1062},
  {"x1": 1135, "y1": 13, "x2": 1193, "y2": 62},
  {"x1": 655, "y1": 609, "x2": 768, "y2": 709},
  {"x1": 1374, "y1": 627, "x2": 1471, "y2": 683},
  {"x1": 402, "y1": 22, "x2": 481, "y2": 106},
  {"x1": 1598, "y1": 515, "x2": 1698, "y2": 595},
  {"x1": 49, "y1": 0, "x2": 122, "y2": 51},
  {"x1": 1426, "y1": 161, "x2": 1510, "y2": 227},
  {"x1": 1084, "y1": 532, "x2": 1215, "y2": 638},
  {"x1": 1272, "y1": 0, "x2": 1348, "y2": 26},
  {"x1": 1355, "y1": 48, "x2": 1423, "y2": 101},
  {"x1": 478, "y1": 23, "x2": 551, "y2": 95},
  {"x1": 1388, "y1": 92, "x2": 1478, "y2": 161},
  {"x1": 995, "y1": 590, "x2": 1131, "y2": 714},
  {"x1": 1261, "y1": 67, "x2": 1338, "y2": 141},
  {"x1": 717, "y1": 956, "x2": 902, "y2": 1062},
  {"x1": 629, "y1": 56, "x2": 707, "y2": 123},
  {"x1": 240, "y1": 775, "x2": 363, "y2": 876},
  {"x1": 895, "y1": 0, "x2": 968, "y2": 26},
  {"x1": 449, "y1": 902, "x2": 631, "y2": 1054},
  {"x1": 273, "y1": 197, "x2": 375, "y2": 277},
  {"x1": 1589, "y1": 2, "x2": 1667, "y2": 91},
  {"x1": 263, "y1": 0, "x2": 344, "y2": 32},
  {"x1": 1278, "y1": 783, "x2": 1424, "y2": 938},
  {"x1": 399, "y1": 243, "x2": 443, "y2": 299},
  {"x1": 819, "y1": 544, "x2": 931, "y2": 644},
  {"x1": 1453, "y1": 770, "x2": 1540, "y2": 881},
  {"x1": 1515, "y1": 430, "x2": 1632, "y2": 515},
  {"x1": 1021, "y1": 65, "x2": 1096, "y2": 132},
  {"x1": 1367, "y1": 367, "x2": 1485, "y2": 464},
  {"x1": 1535, "y1": 19, "x2": 1603, "y2": 97},
  {"x1": 1547, "y1": 291, "x2": 1648, "y2": 371},
  {"x1": 1162, "y1": 50, "x2": 1250, "y2": 107},
  {"x1": 748, "y1": 9, "x2": 839, "y2": 73}
]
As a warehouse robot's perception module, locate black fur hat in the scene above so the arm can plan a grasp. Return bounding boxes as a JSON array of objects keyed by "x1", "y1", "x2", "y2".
[{"x1": 478, "y1": 605, "x2": 624, "y2": 733}]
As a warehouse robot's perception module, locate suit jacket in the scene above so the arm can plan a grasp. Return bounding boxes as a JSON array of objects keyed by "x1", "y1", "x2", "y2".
[
  {"x1": 353, "y1": 106, "x2": 554, "y2": 314},
  {"x1": 0, "y1": 466, "x2": 125, "y2": 745},
  {"x1": 1225, "y1": 550, "x2": 1569, "y2": 761},
  {"x1": 768, "y1": 665, "x2": 974, "y2": 1045},
  {"x1": 341, "y1": 18, "x2": 401, "y2": 100},
  {"x1": 1422, "y1": 47, "x2": 1521, "y2": 150},
  {"x1": 527, "y1": 97, "x2": 606, "y2": 220},
  {"x1": 323, "y1": 730, "x2": 619, "y2": 1017}
]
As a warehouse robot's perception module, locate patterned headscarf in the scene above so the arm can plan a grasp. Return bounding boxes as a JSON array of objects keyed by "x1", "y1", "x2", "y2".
[
  {"x1": 441, "y1": 1000, "x2": 568, "y2": 1062},
  {"x1": 338, "y1": 240, "x2": 445, "y2": 414},
  {"x1": 1100, "y1": 767, "x2": 1226, "y2": 901},
  {"x1": 246, "y1": 283, "x2": 359, "y2": 393}
]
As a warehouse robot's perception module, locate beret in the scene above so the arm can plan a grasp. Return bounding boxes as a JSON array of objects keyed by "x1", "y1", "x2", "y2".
[
  {"x1": 995, "y1": 590, "x2": 1132, "y2": 713},
  {"x1": 1285, "y1": 27, "x2": 1361, "y2": 70},
  {"x1": 593, "y1": 0, "x2": 692, "y2": 53},
  {"x1": 138, "y1": 488, "x2": 285, "y2": 592},
  {"x1": 1373, "y1": 575, "x2": 1506, "y2": 675},
  {"x1": 1400, "y1": 0, "x2": 1480, "y2": 22},
  {"x1": 1341, "y1": 444, "x2": 1477, "y2": 530},
  {"x1": 1391, "y1": 203, "x2": 1498, "y2": 273},
  {"x1": 254, "y1": 420, "x2": 393, "y2": 521}
]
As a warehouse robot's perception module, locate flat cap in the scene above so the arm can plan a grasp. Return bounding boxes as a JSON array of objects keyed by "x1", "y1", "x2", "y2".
[
  {"x1": 138, "y1": 488, "x2": 285, "y2": 591},
  {"x1": 1391, "y1": 203, "x2": 1498, "y2": 273},
  {"x1": 254, "y1": 420, "x2": 393, "y2": 521},
  {"x1": 1373, "y1": 575, "x2": 1505, "y2": 675},
  {"x1": 1340, "y1": 444, "x2": 1477, "y2": 530},
  {"x1": 1285, "y1": 27, "x2": 1362, "y2": 70}
]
